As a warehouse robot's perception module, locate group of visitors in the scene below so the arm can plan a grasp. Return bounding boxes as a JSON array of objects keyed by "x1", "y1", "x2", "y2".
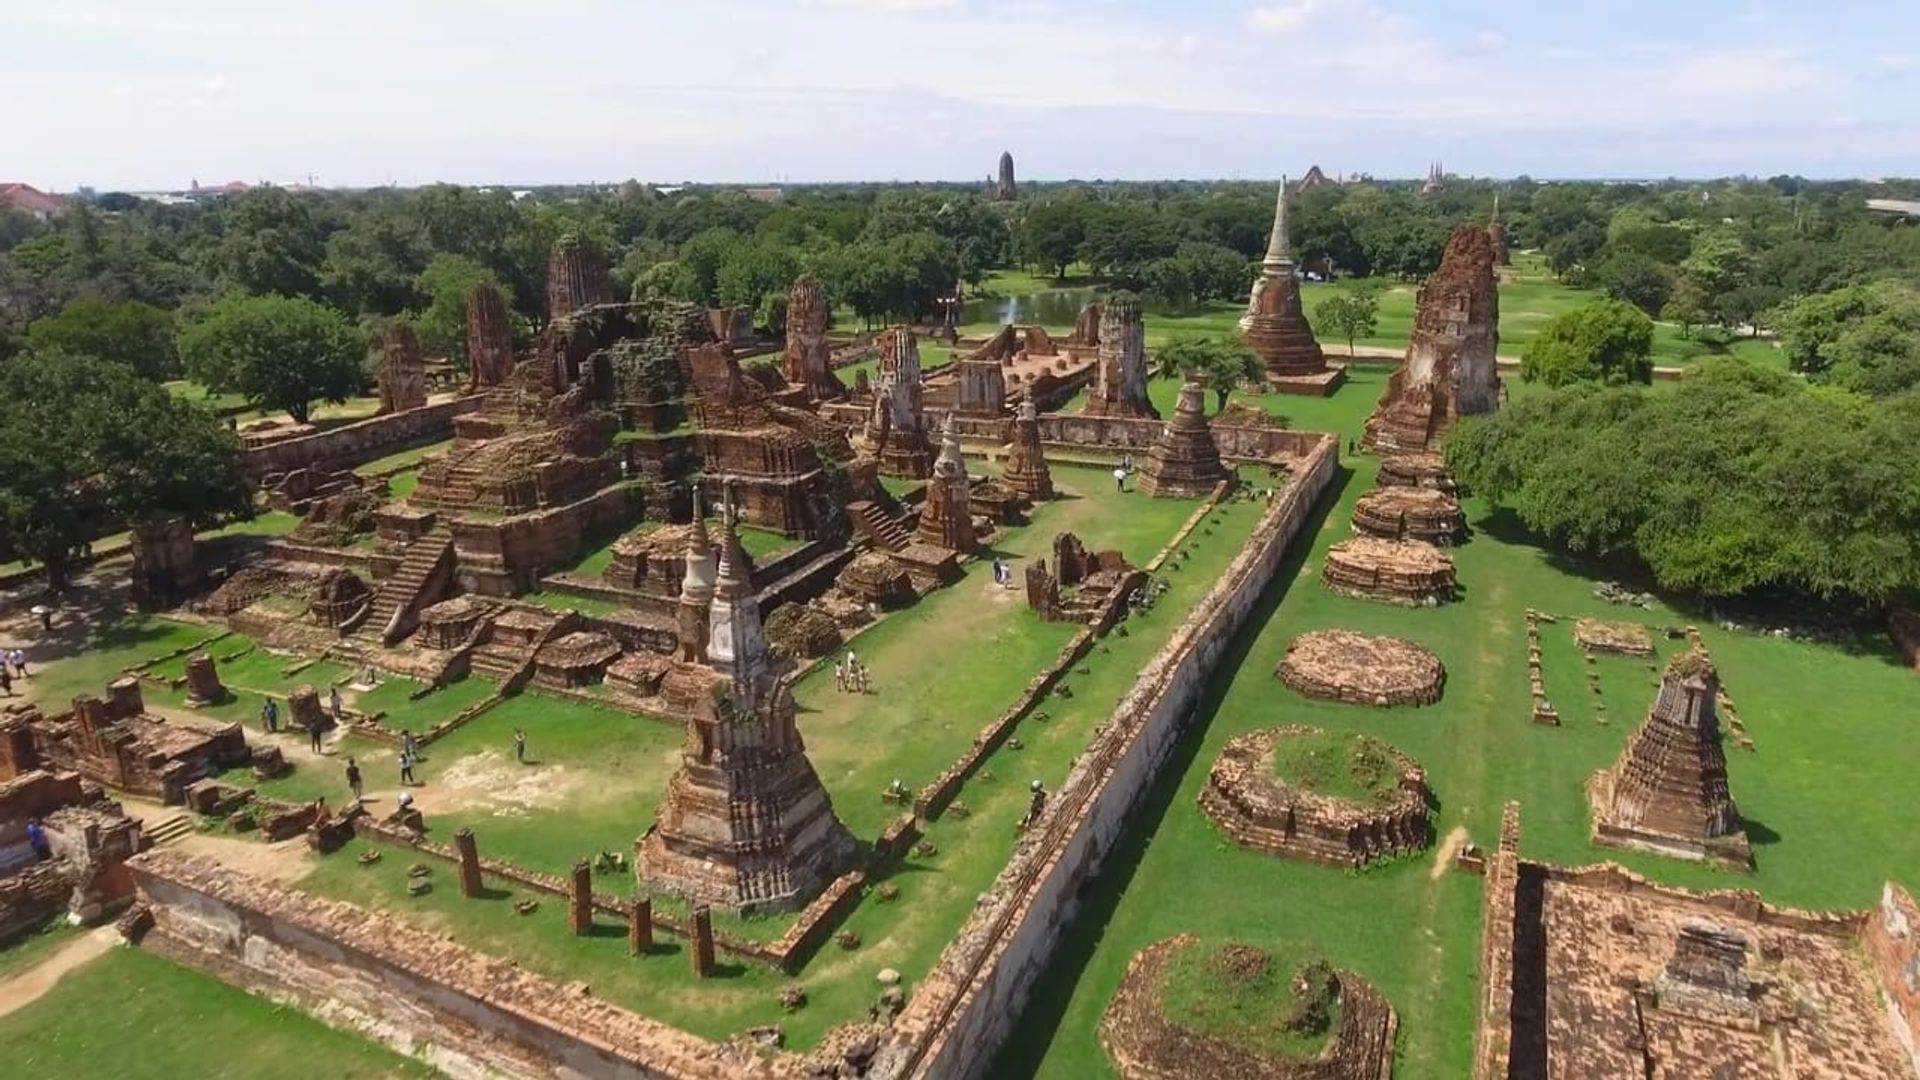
[
  {"x1": 990, "y1": 558, "x2": 1015, "y2": 588},
  {"x1": 834, "y1": 649, "x2": 873, "y2": 694},
  {"x1": 0, "y1": 648, "x2": 24, "y2": 697}
]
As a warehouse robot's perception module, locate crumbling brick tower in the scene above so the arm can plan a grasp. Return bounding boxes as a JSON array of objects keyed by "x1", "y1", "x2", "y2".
[
  {"x1": 1362, "y1": 226, "x2": 1500, "y2": 452},
  {"x1": 640, "y1": 501, "x2": 857, "y2": 914},
  {"x1": 916, "y1": 415, "x2": 977, "y2": 552},
  {"x1": 866, "y1": 328, "x2": 935, "y2": 478},
  {"x1": 1137, "y1": 379, "x2": 1228, "y2": 498},
  {"x1": 465, "y1": 281, "x2": 515, "y2": 391},
  {"x1": 1590, "y1": 648, "x2": 1753, "y2": 870},
  {"x1": 1002, "y1": 398, "x2": 1054, "y2": 502},
  {"x1": 1082, "y1": 295, "x2": 1158, "y2": 420},
  {"x1": 376, "y1": 320, "x2": 428, "y2": 414},
  {"x1": 783, "y1": 275, "x2": 844, "y2": 401},
  {"x1": 545, "y1": 234, "x2": 614, "y2": 324},
  {"x1": 1487, "y1": 193, "x2": 1511, "y2": 267},
  {"x1": 995, "y1": 150, "x2": 1017, "y2": 202},
  {"x1": 1238, "y1": 179, "x2": 1334, "y2": 391}
]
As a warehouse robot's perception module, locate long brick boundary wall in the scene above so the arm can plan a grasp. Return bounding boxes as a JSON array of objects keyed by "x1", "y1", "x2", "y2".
[
  {"x1": 126, "y1": 849, "x2": 803, "y2": 1080},
  {"x1": 869, "y1": 434, "x2": 1338, "y2": 1079},
  {"x1": 241, "y1": 397, "x2": 480, "y2": 480}
]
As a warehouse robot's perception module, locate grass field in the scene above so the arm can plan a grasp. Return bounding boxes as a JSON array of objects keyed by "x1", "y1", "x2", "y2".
[
  {"x1": 164, "y1": 381, "x2": 387, "y2": 427},
  {"x1": 995, "y1": 367, "x2": 1919, "y2": 1078},
  {"x1": 0, "y1": 946, "x2": 432, "y2": 1078}
]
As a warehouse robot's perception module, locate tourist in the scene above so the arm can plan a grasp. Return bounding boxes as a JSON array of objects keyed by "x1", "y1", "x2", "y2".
[
  {"x1": 846, "y1": 648, "x2": 858, "y2": 672},
  {"x1": 1113, "y1": 466, "x2": 1127, "y2": 492},
  {"x1": 261, "y1": 698, "x2": 279, "y2": 733},
  {"x1": 514, "y1": 728, "x2": 527, "y2": 764},
  {"x1": 834, "y1": 661, "x2": 846, "y2": 693},
  {"x1": 308, "y1": 718, "x2": 324, "y2": 754},
  {"x1": 401, "y1": 729, "x2": 418, "y2": 761},
  {"x1": 30, "y1": 604, "x2": 51, "y2": 632},
  {"x1": 8, "y1": 648, "x2": 24, "y2": 677},
  {"x1": 399, "y1": 749, "x2": 416, "y2": 787},
  {"x1": 25, "y1": 817, "x2": 50, "y2": 861},
  {"x1": 395, "y1": 790, "x2": 414, "y2": 816},
  {"x1": 312, "y1": 797, "x2": 332, "y2": 827},
  {"x1": 0, "y1": 665, "x2": 11, "y2": 697},
  {"x1": 329, "y1": 686, "x2": 344, "y2": 723},
  {"x1": 856, "y1": 662, "x2": 872, "y2": 694},
  {"x1": 345, "y1": 758, "x2": 363, "y2": 802}
]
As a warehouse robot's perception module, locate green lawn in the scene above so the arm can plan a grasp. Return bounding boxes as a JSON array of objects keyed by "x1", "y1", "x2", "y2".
[
  {"x1": 998, "y1": 370, "x2": 1919, "y2": 1078},
  {"x1": 0, "y1": 920, "x2": 77, "y2": 979},
  {"x1": 353, "y1": 440, "x2": 454, "y2": 477},
  {"x1": 164, "y1": 380, "x2": 388, "y2": 427},
  {"x1": 0, "y1": 946, "x2": 432, "y2": 1078}
]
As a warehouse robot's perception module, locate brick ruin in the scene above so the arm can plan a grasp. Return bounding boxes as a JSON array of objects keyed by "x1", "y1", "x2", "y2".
[
  {"x1": 1351, "y1": 485, "x2": 1466, "y2": 546},
  {"x1": 129, "y1": 517, "x2": 199, "y2": 610},
  {"x1": 1474, "y1": 805, "x2": 1915, "y2": 1079},
  {"x1": 1276, "y1": 628, "x2": 1445, "y2": 707},
  {"x1": 915, "y1": 416, "x2": 978, "y2": 553},
  {"x1": 1026, "y1": 532, "x2": 1139, "y2": 624},
  {"x1": 685, "y1": 341, "x2": 855, "y2": 539},
  {"x1": 1083, "y1": 296, "x2": 1158, "y2": 420},
  {"x1": 782, "y1": 275, "x2": 844, "y2": 401},
  {"x1": 1375, "y1": 451, "x2": 1457, "y2": 495},
  {"x1": 1363, "y1": 226, "x2": 1501, "y2": 453},
  {"x1": 951, "y1": 328, "x2": 1010, "y2": 418},
  {"x1": 864, "y1": 328, "x2": 935, "y2": 479},
  {"x1": 0, "y1": 678, "x2": 253, "y2": 804},
  {"x1": 1240, "y1": 179, "x2": 1341, "y2": 396},
  {"x1": 545, "y1": 234, "x2": 614, "y2": 323},
  {"x1": 1136, "y1": 379, "x2": 1229, "y2": 499},
  {"x1": 1200, "y1": 725, "x2": 1433, "y2": 868},
  {"x1": 1322, "y1": 536, "x2": 1458, "y2": 606},
  {"x1": 1589, "y1": 648, "x2": 1753, "y2": 871},
  {"x1": 638, "y1": 506, "x2": 857, "y2": 915},
  {"x1": 1867, "y1": 882, "x2": 1920, "y2": 1072},
  {"x1": 1, "y1": 769, "x2": 144, "y2": 940},
  {"x1": 1098, "y1": 934, "x2": 1397, "y2": 1080},
  {"x1": 1001, "y1": 398, "x2": 1054, "y2": 502},
  {"x1": 375, "y1": 319, "x2": 428, "y2": 415},
  {"x1": 1573, "y1": 617, "x2": 1654, "y2": 657},
  {"x1": 1070, "y1": 300, "x2": 1102, "y2": 348},
  {"x1": 995, "y1": 150, "x2": 1017, "y2": 202},
  {"x1": 465, "y1": 280, "x2": 516, "y2": 391}
]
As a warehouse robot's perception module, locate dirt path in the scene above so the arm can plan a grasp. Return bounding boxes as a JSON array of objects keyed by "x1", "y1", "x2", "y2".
[
  {"x1": 1429, "y1": 824, "x2": 1469, "y2": 880},
  {"x1": 0, "y1": 926, "x2": 116, "y2": 1019}
]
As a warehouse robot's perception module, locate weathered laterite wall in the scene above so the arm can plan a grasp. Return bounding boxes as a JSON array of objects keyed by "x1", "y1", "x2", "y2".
[
  {"x1": 242, "y1": 398, "x2": 481, "y2": 479},
  {"x1": 871, "y1": 434, "x2": 1338, "y2": 1079}
]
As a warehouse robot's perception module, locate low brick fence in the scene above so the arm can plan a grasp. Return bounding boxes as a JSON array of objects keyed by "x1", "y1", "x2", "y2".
[{"x1": 241, "y1": 397, "x2": 479, "y2": 479}]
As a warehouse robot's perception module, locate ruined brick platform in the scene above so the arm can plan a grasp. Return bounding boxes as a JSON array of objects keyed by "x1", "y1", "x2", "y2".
[
  {"x1": 1351, "y1": 486, "x2": 1466, "y2": 546},
  {"x1": 1374, "y1": 451, "x2": 1457, "y2": 495},
  {"x1": 1321, "y1": 537, "x2": 1457, "y2": 606},
  {"x1": 1574, "y1": 617, "x2": 1654, "y2": 657},
  {"x1": 1276, "y1": 629, "x2": 1445, "y2": 707},
  {"x1": 1200, "y1": 725, "x2": 1433, "y2": 868},
  {"x1": 1264, "y1": 368, "x2": 1348, "y2": 397},
  {"x1": 1137, "y1": 379, "x2": 1229, "y2": 499},
  {"x1": 1098, "y1": 934, "x2": 1397, "y2": 1080}
]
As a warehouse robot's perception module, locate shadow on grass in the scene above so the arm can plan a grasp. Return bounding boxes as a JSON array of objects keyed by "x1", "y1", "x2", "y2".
[{"x1": 989, "y1": 464, "x2": 1351, "y2": 1078}]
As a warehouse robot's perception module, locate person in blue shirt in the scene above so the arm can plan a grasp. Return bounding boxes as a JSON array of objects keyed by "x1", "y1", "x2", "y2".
[{"x1": 25, "y1": 817, "x2": 51, "y2": 861}]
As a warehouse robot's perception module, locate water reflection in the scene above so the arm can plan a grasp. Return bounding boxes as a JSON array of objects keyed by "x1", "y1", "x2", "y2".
[{"x1": 960, "y1": 287, "x2": 1100, "y2": 327}]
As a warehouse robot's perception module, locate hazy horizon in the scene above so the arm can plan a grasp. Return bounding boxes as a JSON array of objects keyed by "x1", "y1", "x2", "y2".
[{"x1": 7, "y1": 0, "x2": 1917, "y2": 192}]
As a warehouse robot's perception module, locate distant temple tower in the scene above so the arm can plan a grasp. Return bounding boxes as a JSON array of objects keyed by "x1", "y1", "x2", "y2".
[
  {"x1": 1421, "y1": 161, "x2": 1445, "y2": 196},
  {"x1": 995, "y1": 151, "x2": 1018, "y2": 202},
  {"x1": 1590, "y1": 648, "x2": 1753, "y2": 871},
  {"x1": 1362, "y1": 226, "x2": 1500, "y2": 453},
  {"x1": 1239, "y1": 178, "x2": 1338, "y2": 395},
  {"x1": 546, "y1": 234, "x2": 613, "y2": 323},
  {"x1": 783, "y1": 275, "x2": 843, "y2": 400},
  {"x1": 1487, "y1": 193, "x2": 1511, "y2": 267},
  {"x1": 916, "y1": 415, "x2": 978, "y2": 553}
]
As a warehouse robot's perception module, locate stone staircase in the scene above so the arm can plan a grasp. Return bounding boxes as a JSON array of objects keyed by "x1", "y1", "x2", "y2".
[
  {"x1": 144, "y1": 814, "x2": 195, "y2": 847},
  {"x1": 468, "y1": 645, "x2": 524, "y2": 682},
  {"x1": 361, "y1": 537, "x2": 454, "y2": 645},
  {"x1": 848, "y1": 500, "x2": 912, "y2": 552}
]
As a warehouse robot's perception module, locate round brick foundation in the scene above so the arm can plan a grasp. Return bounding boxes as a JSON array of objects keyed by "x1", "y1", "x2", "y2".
[{"x1": 1276, "y1": 629, "x2": 1446, "y2": 707}]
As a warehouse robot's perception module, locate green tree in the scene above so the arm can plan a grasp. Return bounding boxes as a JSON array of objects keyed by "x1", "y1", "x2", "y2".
[
  {"x1": 0, "y1": 351, "x2": 253, "y2": 589},
  {"x1": 1518, "y1": 299, "x2": 1655, "y2": 386},
  {"x1": 412, "y1": 255, "x2": 507, "y2": 370},
  {"x1": 1151, "y1": 336, "x2": 1261, "y2": 412},
  {"x1": 1311, "y1": 289, "x2": 1380, "y2": 357},
  {"x1": 26, "y1": 297, "x2": 179, "y2": 380},
  {"x1": 179, "y1": 294, "x2": 369, "y2": 423},
  {"x1": 216, "y1": 187, "x2": 326, "y2": 297},
  {"x1": 1019, "y1": 199, "x2": 1086, "y2": 279},
  {"x1": 1660, "y1": 277, "x2": 1709, "y2": 339},
  {"x1": 1592, "y1": 250, "x2": 1675, "y2": 317}
]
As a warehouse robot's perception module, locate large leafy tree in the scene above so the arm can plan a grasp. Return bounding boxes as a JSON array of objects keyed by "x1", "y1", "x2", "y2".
[
  {"x1": 411, "y1": 255, "x2": 510, "y2": 369},
  {"x1": 1311, "y1": 287, "x2": 1380, "y2": 357},
  {"x1": 0, "y1": 351, "x2": 253, "y2": 589},
  {"x1": 1150, "y1": 336, "x2": 1261, "y2": 412},
  {"x1": 1019, "y1": 199, "x2": 1086, "y2": 279},
  {"x1": 179, "y1": 294, "x2": 369, "y2": 423},
  {"x1": 1519, "y1": 299, "x2": 1655, "y2": 387},
  {"x1": 215, "y1": 187, "x2": 327, "y2": 298},
  {"x1": 26, "y1": 297, "x2": 179, "y2": 380}
]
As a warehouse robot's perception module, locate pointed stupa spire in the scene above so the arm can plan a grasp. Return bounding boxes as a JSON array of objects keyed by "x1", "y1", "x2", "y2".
[
  {"x1": 712, "y1": 486, "x2": 752, "y2": 599},
  {"x1": 706, "y1": 483, "x2": 770, "y2": 686},
  {"x1": 1491, "y1": 191, "x2": 1501, "y2": 223},
  {"x1": 681, "y1": 489, "x2": 716, "y2": 598},
  {"x1": 1262, "y1": 176, "x2": 1294, "y2": 274}
]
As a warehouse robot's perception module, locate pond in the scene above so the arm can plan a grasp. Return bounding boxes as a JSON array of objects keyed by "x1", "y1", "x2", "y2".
[{"x1": 961, "y1": 286, "x2": 1100, "y2": 327}]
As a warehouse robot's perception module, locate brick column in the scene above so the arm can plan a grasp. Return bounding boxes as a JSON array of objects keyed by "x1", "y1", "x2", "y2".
[
  {"x1": 454, "y1": 829, "x2": 482, "y2": 898},
  {"x1": 691, "y1": 905, "x2": 716, "y2": 977},
  {"x1": 629, "y1": 895, "x2": 653, "y2": 956},
  {"x1": 568, "y1": 860, "x2": 593, "y2": 936}
]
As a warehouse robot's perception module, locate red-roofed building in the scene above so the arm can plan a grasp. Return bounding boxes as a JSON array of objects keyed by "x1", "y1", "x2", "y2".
[
  {"x1": 0, "y1": 183, "x2": 64, "y2": 221},
  {"x1": 187, "y1": 179, "x2": 252, "y2": 200}
]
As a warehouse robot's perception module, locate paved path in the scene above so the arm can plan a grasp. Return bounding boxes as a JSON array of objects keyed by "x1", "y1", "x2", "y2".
[{"x1": 0, "y1": 926, "x2": 117, "y2": 1019}]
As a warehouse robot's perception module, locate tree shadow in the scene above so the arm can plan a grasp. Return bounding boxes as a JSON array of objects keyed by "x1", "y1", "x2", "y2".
[{"x1": 1742, "y1": 817, "x2": 1782, "y2": 847}]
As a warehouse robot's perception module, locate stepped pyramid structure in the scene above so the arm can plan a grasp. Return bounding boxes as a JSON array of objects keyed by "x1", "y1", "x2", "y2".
[
  {"x1": 1002, "y1": 398, "x2": 1054, "y2": 502},
  {"x1": 1362, "y1": 226, "x2": 1500, "y2": 453},
  {"x1": 1137, "y1": 379, "x2": 1228, "y2": 498},
  {"x1": 1239, "y1": 178, "x2": 1340, "y2": 396},
  {"x1": 1590, "y1": 648, "x2": 1753, "y2": 871},
  {"x1": 917, "y1": 415, "x2": 977, "y2": 552},
  {"x1": 641, "y1": 492, "x2": 858, "y2": 914}
]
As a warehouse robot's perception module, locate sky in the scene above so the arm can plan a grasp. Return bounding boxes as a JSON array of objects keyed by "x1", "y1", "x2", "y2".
[{"x1": 4, "y1": 0, "x2": 1916, "y2": 191}]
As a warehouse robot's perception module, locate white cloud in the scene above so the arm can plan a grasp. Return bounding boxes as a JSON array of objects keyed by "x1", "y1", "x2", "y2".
[
  {"x1": 804, "y1": 0, "x2": 960, "y2": 10},
  {"x1": 1246, "y1": 0, "x2": 1336, "y2": 34},
  {"x1": 1476, "y1": 30, "x2": 1507, "y2": 49}
]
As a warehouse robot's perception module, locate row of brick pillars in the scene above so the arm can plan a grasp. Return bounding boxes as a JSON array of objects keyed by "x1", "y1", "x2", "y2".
[{"x1": 453, "y1": 829, "x2": 713, "y2": 978}]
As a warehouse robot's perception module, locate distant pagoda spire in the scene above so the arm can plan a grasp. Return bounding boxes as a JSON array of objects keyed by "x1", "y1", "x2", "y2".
[{"x1": 1262, "y1": 176, "x2": 1295, "y2": 274}]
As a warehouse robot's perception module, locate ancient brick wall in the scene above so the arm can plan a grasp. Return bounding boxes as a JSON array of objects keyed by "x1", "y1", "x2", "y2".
[
  {"x1": 870, "y1": 435, "x2": 1337, "y2": 1080},
  {"x1": 1470, "y1": 802, "x2": 1523, "y2": 1080},
  {"x1": 242, "y1": 397, "x2": 481, "y2": 479},
  {"x1": 128, "y1": 851, "x2": 803, "y2": 1079},
  {"x1": 1866, "y1": 882, "x2": 1920, "y2": 1073},
  {"x1": 0, "y1": 859, "x2": 71, "y2": 944},
  {"x1": 451, "y1": 484, "x2": 644, "y2": 596},
  {"x1": 0, "y1": 770, "x2": 86, "y2": 865}
]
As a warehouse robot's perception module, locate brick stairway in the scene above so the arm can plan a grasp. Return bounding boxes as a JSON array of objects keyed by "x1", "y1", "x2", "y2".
[
  {"x1": 848, "y1": 500, "x2": 912, "y2": 552},
  {"x1": 360, "y1": 537, "x2": 453, "y2": 644}
]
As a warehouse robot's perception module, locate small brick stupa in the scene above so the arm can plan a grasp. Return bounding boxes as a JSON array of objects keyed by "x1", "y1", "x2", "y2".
[
  {"x1": 916, "y1": 415, "x2": 977, "y2": 552},
  {"x1": 1138, "y1": 379, "x2": 1228, "y2": 498},
  {"x1": 1239, "y1": 178, "x2": 1340, "y2": 396},
  {"x1": 465, "y1": 281, "x2": 515, "y2": 391},
  {"x1": 545, "y1": 234, "x2": 613, "y2": 323},
  {"x1": 1002, "y1": 398, "x2": 1054, "y2": 502},
  {"x1": 865, "y1": 328, "x2": 934, "y2": 478},
  {"x1": 1590, "y1": 648, "x2": 1752, "y2": 871},
  {"x1": 783, "y1": 275, "x2": 843, "y2": 401},
  {"x1": 376, "y1": 320, "x2": 428, "y2": 414},
  {"x1": 640, "y1": 495, "x2": 858, "y2": 914},
  {"x1": 1362, "y1": 226, "x2": 1500, "y2": 453},
  {"x1": 1083, "y1": 295, "x2": 1158, "y2": 420}
]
